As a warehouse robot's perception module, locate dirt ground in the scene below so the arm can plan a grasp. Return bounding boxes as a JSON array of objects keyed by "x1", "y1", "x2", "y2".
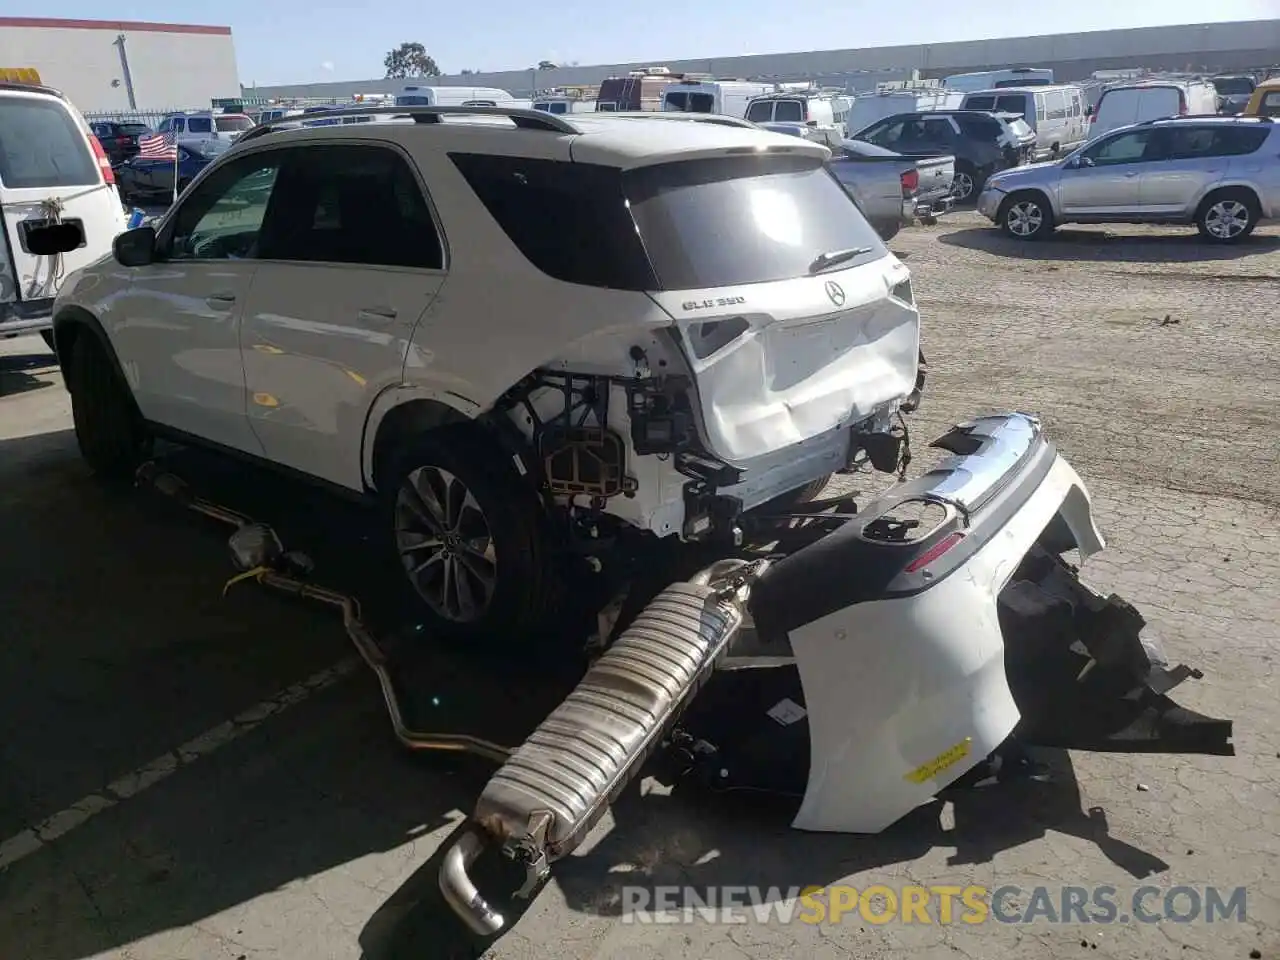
[{"x1": 0, "y1": 211, "x2": 1276, "y2": 960}]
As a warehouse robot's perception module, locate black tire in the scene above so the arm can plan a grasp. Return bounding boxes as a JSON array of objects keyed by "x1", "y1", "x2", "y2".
[
  {"x1": 382, "y1": 424, "x2": 558, "y2": 645},
  {"x1": 1195, "y1": 189, "x2": 1258, "y2": 244},
  {"x1": 64, "y1": 332, "x2": 149, "y2": 483},
  {"x1": 876, "y1": 221, "x2": 902, "y2": 242},
  {"x1": 176, "y1": 178, "x2": 192, "y2": 198},
  {"x1": 997, "y1": 192, "x2": 1056, "y2": 240},
  {"x1": 951, "y1": 164, "x2": 980, "y2": 205}
]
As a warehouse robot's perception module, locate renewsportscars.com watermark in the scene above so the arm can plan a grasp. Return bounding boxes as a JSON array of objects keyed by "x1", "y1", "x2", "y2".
[{"x1": 620, "y1": 885, "x2": 1248, "y2": 926}]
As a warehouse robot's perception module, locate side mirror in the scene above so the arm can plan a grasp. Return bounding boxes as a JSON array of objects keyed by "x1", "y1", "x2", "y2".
[
  {"x1": 24, "y1": 221, "x2": 86, "y2": 256},
  {"x1": 113, "y1": 226, "x2": 157, "y2": 267}
]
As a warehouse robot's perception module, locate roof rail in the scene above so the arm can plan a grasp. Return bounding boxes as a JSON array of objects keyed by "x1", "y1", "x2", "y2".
[
  {"x1": 598, "y1": 111, "x2": 759, "y2": 129},
  {"x1": 236, "y1": 104, "x2": 578, "y2": 144},
  {"x1": 0, "y1": 81, "x2": 65, "y2": 99}
]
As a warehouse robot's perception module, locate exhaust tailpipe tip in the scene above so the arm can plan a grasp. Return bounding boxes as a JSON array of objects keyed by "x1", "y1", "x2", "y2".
[{"x1": 438, "y1": 827, "x2": 506, "y2": 937}]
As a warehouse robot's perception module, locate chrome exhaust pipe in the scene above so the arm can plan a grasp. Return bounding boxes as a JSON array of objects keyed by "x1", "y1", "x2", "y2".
[{"x1": 438, "y1": 827, "x2": 506, "y2": 936}]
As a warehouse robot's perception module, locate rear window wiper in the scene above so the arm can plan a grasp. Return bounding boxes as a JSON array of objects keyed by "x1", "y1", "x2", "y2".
[{"x1": 808, "y1": 246, "x2": 874, "y2": 274}]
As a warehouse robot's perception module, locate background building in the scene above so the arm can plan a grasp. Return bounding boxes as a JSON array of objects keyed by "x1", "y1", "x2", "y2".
[
  {"x1": 0, "y1": 16, "x2": 240, "y2": 112},
  {"x1": 246, "y1": 18, "x2": 1280, "y2": 101}
]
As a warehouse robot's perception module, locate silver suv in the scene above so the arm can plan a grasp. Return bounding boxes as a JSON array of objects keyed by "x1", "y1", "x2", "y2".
[{"x1": 976, "y1": 116, "x2": 1280, "y2": 243}]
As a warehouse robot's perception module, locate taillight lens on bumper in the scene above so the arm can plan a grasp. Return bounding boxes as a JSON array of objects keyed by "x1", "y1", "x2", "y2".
[{"x1": 900, "y1": 169, "x2": 919, "y2": 196}]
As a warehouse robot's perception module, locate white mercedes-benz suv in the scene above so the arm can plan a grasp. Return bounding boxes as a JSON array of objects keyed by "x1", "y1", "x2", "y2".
[{"x1": 51, "y1": 105, "x2": 925, "y2": 641}]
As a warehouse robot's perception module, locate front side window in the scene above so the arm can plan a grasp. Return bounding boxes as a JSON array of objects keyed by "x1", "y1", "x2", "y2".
[
  {"x1": 257, "y1": 144, "x2": 442, "y2": 269},
  {"x1": 0, "y1": 97, "x2": 99, "y2": 188},
  {"x1": 626, "y1": 153, "x2": 885, "y2": 289},
  {"x1": 1082, "y1": 129, "x2": 1154, "y2": 166},
  {"x1": 166, "y1": 153, "x2": 281, "y2": 261},
  {"x1": 856, "y1": 117, "x2": 908, "y2": 147}
]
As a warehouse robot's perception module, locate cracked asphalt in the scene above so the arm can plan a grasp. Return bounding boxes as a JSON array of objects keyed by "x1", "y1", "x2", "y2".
[{"x1": 0, "y1": 211, "x2": 1276, "y2": 960}]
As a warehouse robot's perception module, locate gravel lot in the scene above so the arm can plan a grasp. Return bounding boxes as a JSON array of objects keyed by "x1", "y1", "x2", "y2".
[{"x1": 0, "y1": 211, "x2": 1276, "y2": 960}]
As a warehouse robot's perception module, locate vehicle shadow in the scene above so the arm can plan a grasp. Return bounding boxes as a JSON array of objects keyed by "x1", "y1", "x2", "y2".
[
  {"x1": 940, "y1": 226, "x2": 1280, "y2": 264},
  {"x1": 357, "y1": 747, "x2": 1170, "y2": 959},
  {"x1": 0, "y1": 349, "x2": 56, "y2": 397},
  {"x1": 0, "y1": 432, "x2": 1172, "y2": 960}
]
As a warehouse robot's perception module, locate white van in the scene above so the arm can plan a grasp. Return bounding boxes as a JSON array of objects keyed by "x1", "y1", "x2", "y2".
[
  {"x1": 960, "y1": 84, "x2": 1088, "y2": 159},
  {"x1": 532, "y1": 97, "x2": 596, "y2": 115},
  {"x1": 744, "y1": 92, "x2": 851, "y2": 140},
  {"x1": 942, "y1": 68, "x2": 1054, "y2": 94},
  {"x1": 156, "y1": 111, "x2": 255, "y2": 152},
  {"x1": 661, "y1": 79, "x2": 777, "y2": 118},
  {"x1": 394, "y1": 85, "x2": 516, "y2": 107},
  {"x1": 1, "y1": 75, "x2": 127, "y2": 349},
  {"x1": 1089, "y1": 79, "x2": 1220, "y2": 136}
]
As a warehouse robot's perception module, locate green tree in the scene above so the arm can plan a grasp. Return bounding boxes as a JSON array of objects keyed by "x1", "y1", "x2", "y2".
[
  {"x1": 384, "y1": 42, "x2": 442, "y2": 79},
  {"x1": 536, "y1": 60, "x2": 558, "y2": 71}
]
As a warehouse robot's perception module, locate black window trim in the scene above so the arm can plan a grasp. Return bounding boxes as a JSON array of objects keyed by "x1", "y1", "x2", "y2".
[{"x1": 160, "y1": 139, "x2": 449, "y2": 271}]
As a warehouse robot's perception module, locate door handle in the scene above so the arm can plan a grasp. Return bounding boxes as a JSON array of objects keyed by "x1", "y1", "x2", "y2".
[
  {"x1": 357, "y1": 307, "x2": 397, "y2": 322},
  {"x1": 206, "y1": 292, "x2": 236, "y2": 309}
]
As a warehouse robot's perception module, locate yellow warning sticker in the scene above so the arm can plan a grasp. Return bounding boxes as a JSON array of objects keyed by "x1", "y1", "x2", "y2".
[{"x1": 904, "y1": 737, "x2": 973, "y2": 784}]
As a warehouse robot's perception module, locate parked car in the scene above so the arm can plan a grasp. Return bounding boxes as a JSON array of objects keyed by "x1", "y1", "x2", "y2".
[
  {"x1": 116, "y1": 142, "x2": 227, "y2": 204},
  {"x1": 850, "y1": 109, "x2": 1035, "y2": 203},
  {"x1": 1244, "y1": 77, "x2": 1280, "y2": 118},
  {"x1": 1, "y1": 75, "x2": 128, "y2": 351},
  {"x1": 1088, "y1": 79, "x2": 1220, "y2": 137},
  {"x1": 959, "y1": 85, "x2": 1089, "y2": 160},
  {"x1": 88, "y1": 119, "x2": 154, "y2": 166},
  {"x1": 975, "y1": 115, "x2": 1280, "y2": 243},
  {"x1": 1211, "y1": 75, "x2": 1257, "y2": 115},
  {"x1": 50, "y1": 106, "x2": 925, "y2": 642},
  {"x1": 829, "y1": 139, "x2": 955, "y2": 240}
]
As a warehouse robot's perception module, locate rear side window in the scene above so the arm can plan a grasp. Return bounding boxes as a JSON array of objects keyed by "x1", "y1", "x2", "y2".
[
  {"x1": 0, "y1": 97, "x2": 99, "y2": 189},
  {"x1": 625, "y1": 154, "x2": 884, "y2": 290},
  {"x1": 1208, "y1": 126, "x2": 1270, "y2": 156},
  {"x1": 450, "y1": 153, "x2": 655, "y2": 290}
]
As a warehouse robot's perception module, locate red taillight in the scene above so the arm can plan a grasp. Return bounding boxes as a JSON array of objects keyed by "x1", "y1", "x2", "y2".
[
  {"x1": 89, "y1": 135, "x2": 115, "y2": 184},
  {"x1": 904, "y1": 531, "x2": 966, "y2": 574},
  {"x1": 900, "y1": 168, "x2": 919, "y2": 195}
]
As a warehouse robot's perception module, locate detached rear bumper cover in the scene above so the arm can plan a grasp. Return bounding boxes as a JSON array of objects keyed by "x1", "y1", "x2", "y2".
[{"x1": 749, "y1": 412, "x2": 1233, "y2": 833}]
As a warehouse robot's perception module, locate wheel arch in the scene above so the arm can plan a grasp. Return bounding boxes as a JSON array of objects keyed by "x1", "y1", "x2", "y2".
[
  {"x1": 1194, "y1": 183, "x2": 1265, "y2": 220},
  {"x1": 51, "y1": 306, "x2": 126, "y2": 386},
  {"x1": 363, "y1": 388, "x2": 481, "y2": 492}
]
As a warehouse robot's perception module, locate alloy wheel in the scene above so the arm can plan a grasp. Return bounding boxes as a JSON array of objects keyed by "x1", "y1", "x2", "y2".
[
  {"x1": 395, "y1": 466, "x2": 497, "y2": 623},
  {"x1": 952, "y1": 171, "x2": 975, "y2": 201},
  {"x1": 1203, "y1": 200, "x2": 1250, "y2": 240},
  {"x1": 1006, "y1": 200, "x2": 1044, "y2": 238}
]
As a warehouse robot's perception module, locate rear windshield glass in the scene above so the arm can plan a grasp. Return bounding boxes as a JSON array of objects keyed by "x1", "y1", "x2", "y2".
[
  {"x1": 1213, "y1": 77, "x2": 1254, "y2": 95},
  {"x1": 119, "y1": 123, "x2": 151, "y2": 135},
  {"x1": 772, "y1": 100, "x2": 804, "y2": 122},
  {"x1": 626, "y1": 154, "x2": 884, "y2": 289},
  {"x1": 965, "y1": 94, "x2": 1027, "y2": 115},
  {"x1": 0, "y1": 97, "x2": 99, "y2": 189},
  {"x1": 215, "y1": 115, "x2": 253, "y2": 132},
  {"x1": 1098, "y1": 87, "x2": 1180, "y2": 122},
  {"x1": 745, "y1": 100, "x2": 774, "y2": 122},
  {"x1": 1006, "y1": 118, "x2": 1033, "y2": 138}
]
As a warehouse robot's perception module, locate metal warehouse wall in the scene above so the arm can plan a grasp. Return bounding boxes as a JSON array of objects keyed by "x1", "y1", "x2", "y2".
[
  {"x1": 0, "y1": 17, "x2": 240, "y2": 112},
  {"x1": 246, "y1": 18, "x2": 1280, "y2": 100}
]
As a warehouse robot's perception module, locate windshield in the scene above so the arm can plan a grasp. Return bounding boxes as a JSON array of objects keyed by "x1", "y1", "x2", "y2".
[
  {"x1": 0, "y1": 97, "x2": 99, "y2": 189},
  {"x1": 625, "y1": 154, "x2": 884, "y2": 289},
  {"x1": 1213, "y1": 77, "x2": 1254, "y2": 96},
  {"x1": 215, "y1": 115, "x2": 253, "y2": 132}
]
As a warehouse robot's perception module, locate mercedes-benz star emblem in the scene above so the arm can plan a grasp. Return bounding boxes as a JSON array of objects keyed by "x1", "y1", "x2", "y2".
[{"x1": 824, "y1": 280, "x2": 846, "y2": 307}]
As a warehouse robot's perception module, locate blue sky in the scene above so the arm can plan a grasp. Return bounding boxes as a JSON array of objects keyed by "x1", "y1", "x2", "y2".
[{"x1": 48, "y1": 0, "x2": 1279, "y2": 85}]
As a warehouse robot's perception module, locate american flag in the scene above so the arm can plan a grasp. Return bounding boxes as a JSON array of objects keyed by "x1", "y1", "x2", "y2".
[{"x1": 137, "y1": 131, "x2": 178, "y2": 160}]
